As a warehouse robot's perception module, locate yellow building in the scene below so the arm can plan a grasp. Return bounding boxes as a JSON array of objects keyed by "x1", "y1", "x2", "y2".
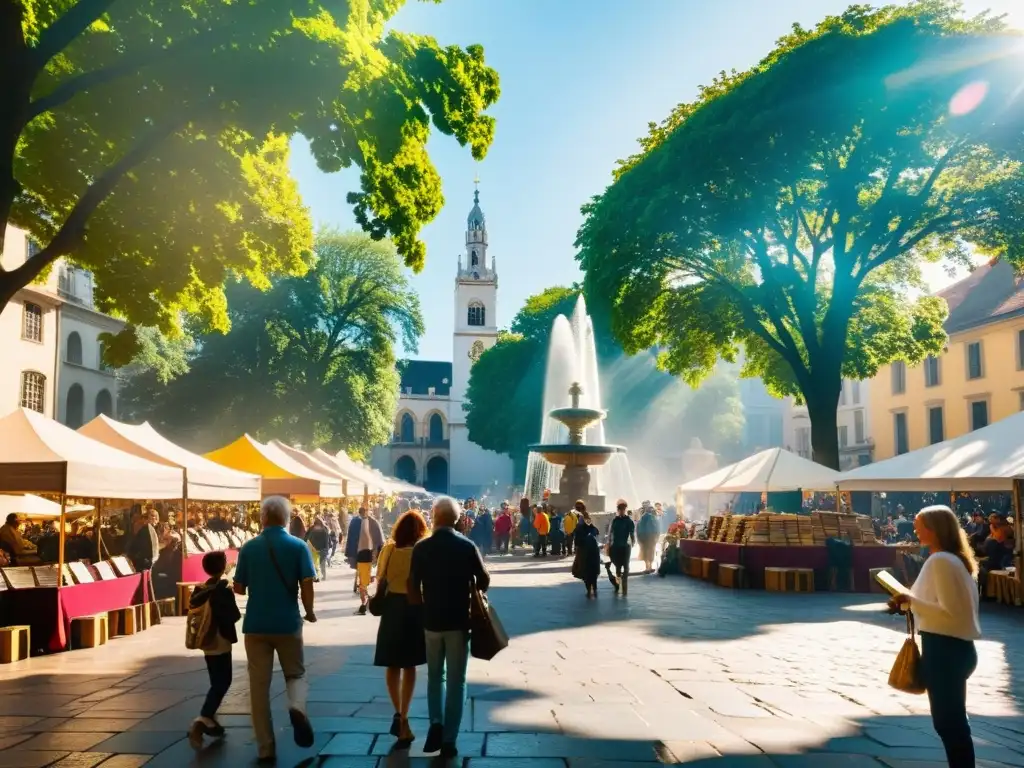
[{"x1": 869, "y1": 260, "x2": 1024, "y2": 460}]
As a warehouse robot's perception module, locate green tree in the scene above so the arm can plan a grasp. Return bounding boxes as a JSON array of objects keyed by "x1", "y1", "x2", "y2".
[
  {"x1": 2, "y1": 1, "x2": 498, "y2": 356},
  {"x1": 123, "y1": 230, "x2": 423, "y2": 452},
  {"x1": 577, "y1": 1, "x2": 1024, "y2": 469}
]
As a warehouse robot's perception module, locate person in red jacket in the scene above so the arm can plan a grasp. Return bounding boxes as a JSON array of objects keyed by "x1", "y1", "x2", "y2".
[{"x1": 493, "y1": 503, "x2": 513, "y2": 555}]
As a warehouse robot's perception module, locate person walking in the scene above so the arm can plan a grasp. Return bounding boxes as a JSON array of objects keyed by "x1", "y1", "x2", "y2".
[
  {"x1": 232, "y1": 497, "x2": 317, "y2": 764},
  {"x1": 889, "y1": 505, "x2": 980, "y2": 768},
  {"x1": 549, "y1": 509, "x2": 565, "y2": 557},
  {"x1": 563, "y1": 505, "x2": 578, "y2": 557},
  {"x1": 188, "y1": 551, "x2": 241, "y2": 749},
  {"x1": 305, "y1": 517, "x2": 331, "y2": 581},
  {"x1": 408, "y1": 497, "x2": 490, "y2": 760},
  {"x1": 494, "y1": 504, "x2": 512, "y2": 554},
  {"x1": 572, "y1": 504, "x2": 601, "y2": 598},
  {"x1": 637, "y1": 502, "x2": 661, "y2": 575},
  {"x1": 518, "y1": 498, "x2": 533, "y2": 551},
  {"x1": 532, "y1": 505, "x2": 550, "y2": 557},
  {"x1": 473, "y1": 506, "x2": 494, "y2": 556},
  {"x1": 346, "y1": 507, "x2": 385, "y2": 615},
  {"x1": 608, "y1": 500, "x2": 636, "y2": 596},
  {"x1": 374, "y1": 510, "x2": 428, "y2": 749}
]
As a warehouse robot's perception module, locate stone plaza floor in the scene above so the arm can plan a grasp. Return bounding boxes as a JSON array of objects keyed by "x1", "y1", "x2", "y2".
[{"x1": 0, "y1": 551, "x2": 1023, "y2": 767}]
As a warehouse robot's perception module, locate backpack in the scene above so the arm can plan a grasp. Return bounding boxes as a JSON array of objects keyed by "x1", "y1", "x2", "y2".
[{"x1": 185, "y1": 596, "x2": 217, "y2": 651}]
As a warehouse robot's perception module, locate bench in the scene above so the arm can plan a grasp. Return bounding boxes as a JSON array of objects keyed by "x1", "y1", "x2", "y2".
[
  {"x1": 71, "y1": 614, "x2": 109, "y2": 649},
  {"x1": 0, "y1": 625, "x2": 30, "y2": 663},
  {"x1": 135, "y1": 602, "x2": 153, "y2": 631},
  {"x1": 177, "y1": 582, "x2": 203, "y2": 616},
  {"x1": 764, "y1": 567, "x2": 815, "y2": 593},
  {"x1": 717, "y1": 564, "x2": 746, "y2": 588},
  {"x1": 108, "y1": 606, "x2": 139, "y2": 637}
]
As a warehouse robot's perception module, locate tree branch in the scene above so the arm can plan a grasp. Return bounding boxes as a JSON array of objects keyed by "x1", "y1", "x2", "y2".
[{"x1": 30, "y1": 0, "x2": 117, "y2": 71}]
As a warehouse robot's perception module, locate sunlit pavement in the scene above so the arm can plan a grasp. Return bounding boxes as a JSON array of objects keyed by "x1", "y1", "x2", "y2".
[{"x1": 1, "y1": 549, "x2": 1023, "y2": 767}]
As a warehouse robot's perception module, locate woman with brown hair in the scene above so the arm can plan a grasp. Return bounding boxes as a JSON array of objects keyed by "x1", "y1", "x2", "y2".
[
  {"x1": 373, "y1": 509, "x2": 429, "y2": 748},
  {"x1": 890, "y1": 505, "x2": 980, "y2": 768}
]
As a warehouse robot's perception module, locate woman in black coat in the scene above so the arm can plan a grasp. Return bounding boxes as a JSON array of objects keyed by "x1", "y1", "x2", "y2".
[{"x1": 572, "y1": 504, "x2": 602, "y2": 598}]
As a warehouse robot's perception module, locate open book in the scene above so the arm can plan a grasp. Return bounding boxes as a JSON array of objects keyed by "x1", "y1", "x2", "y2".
[{"x1": 874, "y1": 569, "x2": 910, "y2": 597}]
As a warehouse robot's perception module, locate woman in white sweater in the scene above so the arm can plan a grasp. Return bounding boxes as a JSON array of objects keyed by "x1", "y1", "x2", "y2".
[{"x1": 890, "y1": 505, "x2": 980, "y2": 768}]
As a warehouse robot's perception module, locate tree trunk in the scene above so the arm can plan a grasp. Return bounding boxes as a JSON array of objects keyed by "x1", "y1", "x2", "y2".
[
  {"x1": 0, "y1": 3, "x2": 30, "y2": 261},
  {"x1": 804, "y1": 378, "x2": 843, "y2": 471}
]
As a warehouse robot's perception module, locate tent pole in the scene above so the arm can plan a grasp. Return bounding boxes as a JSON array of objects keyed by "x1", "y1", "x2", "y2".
[
  {"x1": 1013, "y1": 481, "x2": 1022, "y2": 598},
  {"x1": 57, "y1": 494, "x2": 67, "y2": 590},
  {"x1": 94, "y1": 498, "x2": 102, "y2": 561},
  {"x1": 181, "y1": 471, "x2": 189, "y2": 559}
]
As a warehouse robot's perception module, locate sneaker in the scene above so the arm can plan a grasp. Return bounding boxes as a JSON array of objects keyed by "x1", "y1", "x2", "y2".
[
  {"x1": 288, "y1": 708, "x2": 315, "y2": 748},
  {"x1": 357, "y1": 604, "x2": 367, "y2": 616},
  {"x1": 423, "y1": 723, "x2": 444, "y2": 754}
]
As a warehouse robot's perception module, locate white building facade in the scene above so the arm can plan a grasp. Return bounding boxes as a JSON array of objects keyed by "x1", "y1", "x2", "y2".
[
  {"x1": 783, "y1": 378, "x2": 874, "y2": 470},
  {"x1": 0, "y1": 225, "x2": 123, "y2": 425},
  {"x1": 370, "y1": 186, "x2": 515, "y2": 498}
]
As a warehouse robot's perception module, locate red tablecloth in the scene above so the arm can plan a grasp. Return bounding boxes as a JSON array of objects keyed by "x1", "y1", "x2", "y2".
[
  {"x1": 1, "y1": 573, "x2": 148, "y2": 653},
  {"x1": 679, "y1": 539, "x2": 903, "y2": 591},
  {"x1": 181, "y1": 549, "x2": 238, "y2": 583}
]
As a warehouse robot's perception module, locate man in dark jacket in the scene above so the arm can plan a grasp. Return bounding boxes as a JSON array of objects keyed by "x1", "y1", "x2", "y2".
[
  {"x1": 608, "y1": 500, "x2": 636, "y2": 596},
  {"x1": 305, "y1": 518, "x2": 331, "y2": 581}
]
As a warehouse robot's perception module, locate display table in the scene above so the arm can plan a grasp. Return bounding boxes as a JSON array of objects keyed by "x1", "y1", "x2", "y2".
[
  {"x1": 678, "y1": 539, "x2": 903, "y2": 592},
  {"x1": 0, "y1": 572, "x2": 148, "y2": 653},
  {"x1": 988, "y1": 570, "x2": 1020, "y2": 607},
  {"x1": 181, "y1": 548, "x2": 238, "y2": 583}
]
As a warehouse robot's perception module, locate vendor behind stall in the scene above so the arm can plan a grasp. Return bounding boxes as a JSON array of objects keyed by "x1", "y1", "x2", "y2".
[{"x1": 0, "y1": 513, "x2": 38, "y2": 564}]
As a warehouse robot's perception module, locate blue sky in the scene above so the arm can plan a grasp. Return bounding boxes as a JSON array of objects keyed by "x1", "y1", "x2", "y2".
[{"x1": 290, "y1": 0, "x2": 1024, "y2": 362}]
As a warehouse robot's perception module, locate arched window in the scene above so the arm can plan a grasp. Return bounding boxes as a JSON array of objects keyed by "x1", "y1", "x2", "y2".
[
  {"x1": 429, "y1": 413, "x2": 444, "y2": 443},
  {"x1": 66, "y1": 331, "x2": 83, "y2": 365},
  {"x1": 66, "y1": 384, "x2": 84, "y2": 428},
  {"x1": 20, "y1": 371, "x2": 46, "y2": 413},
  {"x1": 395, "y1": 456, "x2": 417, "y2": 484},
  {"x1": 399, "y1": 413, "x2": 415, "y2": 443},
  {"x1": 22, "y1": 302, "x2": 42, "y2": 342},
  {"x1": 96, "y1": 389, "x2": 113, "y2": 418},
  {"x1": 470, "y1": 249, "x2": 479, "y2": 267},
  {"x1": 467, "y1": 301, "x2": 485, "y2": 327}
]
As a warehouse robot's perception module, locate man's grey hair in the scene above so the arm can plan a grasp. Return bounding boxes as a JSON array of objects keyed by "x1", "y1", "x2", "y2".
[
  {"x1": 432, "y1": 496, "x2": 461, "y2": 528},
  {"x1": 261, "y1": 496, "x2": 291, "y2": 527}
]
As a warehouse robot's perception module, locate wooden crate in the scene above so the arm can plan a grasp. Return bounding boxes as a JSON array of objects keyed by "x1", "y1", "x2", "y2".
[
  {"x1": 71, "y1": 614, "x2": 108, "y2": 649},
  {"x1": 109, "y1": 606, "x2": 139, "y2": 637},
  {"x1": 0, "y1": 625, "x2": 30, "y2": 663},
  {"x1": 698, "y1": 557, "x2": 717, "y2": 581},
  {"x1": 717, "y1": 564, "x2": 746, "y2": 589},
  {"x1": 177, "y1": 582, "x2": 203, "y2": 616},
  {"x1": 686, "y1": 556, "x2": 703, "y2": 579},
  {"x1": 764, "y1": 567, "x2": 815, "y2": 593}
]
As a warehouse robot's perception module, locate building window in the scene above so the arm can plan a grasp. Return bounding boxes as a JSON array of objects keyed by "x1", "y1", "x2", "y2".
[
  {"x1": 467, "y1": 301, "x2": 485, "y2": 327},
  {"x1": 470, "y1": 249, "x2": 479, "y2": 267},
  {"x1": 838, "y1": 425, "x2": 848, "y2": 448},
  {"x1": 970, "y1": 399, "x2": 989, "y2": 431},
  {"x1": 399, "y1": 413, "x2": 415, "y2": 443},
  {"x1": 928, "y1": 405, "x2": 944, "y2": 445},
  {"x1": 95, "y1": 389, "x2": 113, "y2": 418},
  {"x1": 893, "y1": 412, "x2": 909, "y2": 455},
  {"x1": 853, "y1": 409, "x2": 865, "y2": 444},
  {"x1": 428, "y1": 413, "x2": 444, "y2": 443},
  {"x1": 66, "y1": 384, "x2": 85, "y2": 429},
  {"x1": 795, "y1": 427, "x2": 811, "y2": 458},
  {"x1": 838, "y1": 381, "x2": 846, "y2": 406},
  {"x1": 891, "y1": 361, "x2": 906, "y2": 395},
  {"x1": 25, "y1": 238, "x2": 40, "y2": 260},
  {"x1": 66, "y1": 331, "x2": 83, "y2": 365},
  {"x1": 20, "y1": 371, "x2": 46, "y2": 413},
  {"x1": 924, "y1": 356, "x2": 940, "y2": 387},
  {"x1": 966, "y1": 341, "x2": 983, "y2": 380},
  {"x1": 851, "y1": 380, "x2": 861, "y2": 405},
  {"x1": 22, "y1": 302, "x2": 42, "y2": 342}
]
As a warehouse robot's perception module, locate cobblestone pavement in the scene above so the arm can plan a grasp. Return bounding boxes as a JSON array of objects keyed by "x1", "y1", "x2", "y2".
[{"x1": 1, "y1": 550, "x2": 1023, "y2": 767}]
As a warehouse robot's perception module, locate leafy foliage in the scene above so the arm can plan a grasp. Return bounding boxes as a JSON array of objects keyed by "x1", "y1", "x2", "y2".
[
  {"x1": 2, "y1": 1, "x2": 499, "y2": 356},
  {"x1": 121, "y1": 230, "x2": 423, "y2": 453},
  {"x1": 577, "y1": 1, "x2": 1024, "y2": 468}
]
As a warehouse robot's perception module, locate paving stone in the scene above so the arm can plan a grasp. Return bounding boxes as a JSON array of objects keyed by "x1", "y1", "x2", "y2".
[
  {"x1": 484, "y1": 733, "x2": 670, "y2": 761},
  {"x1": 371, "y1": 731, "x2": 485, "y2": 757},
  {"x1": 0, "y1": 752, "x2": 71, "y2": 768},
  {"x1": 467, "y1": 759, "x2": 566, "y2": 768},
  {"x1": 88, "y1": 731, "x2": 185, "y2": 755},
  {"x1": 55, "y1": 719, "x2": 143, "y2": 733},
  {"x1": 319, "y1": 732, "x2": 376, "y2": 755},
  {"x1": 771, "y1": 756, "x2": 885, "y2": 768},
  {"x1": 15, "y1": 732, "x2": 114, "y2": 752},
  {"x1": 0, "y1": 734, "x2": 32, "y2": 749},
  {"x1": 49, "y1": 753, "x2": 113, "y2": 768},
  {"x1": 319, "y1": 759, "x2": 380, "y2": 768},
  {"x1": 91, "y1": 757, "x2": 152, "y2": 768}
]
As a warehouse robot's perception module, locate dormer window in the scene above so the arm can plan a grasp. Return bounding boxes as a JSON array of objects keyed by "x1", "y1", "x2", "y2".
[
  {"x1": 467, "y1": 301, "x2": 485, "y2": 327},
  {"x1": 471, "y1": 249, "x2": 479, "y2": 267}
]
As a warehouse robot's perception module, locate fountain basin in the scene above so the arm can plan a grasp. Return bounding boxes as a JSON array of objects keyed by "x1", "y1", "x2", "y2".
[
  {"x1": 529, "y1": 443, "x2": 625, "y2": 467},
  {"x1": 548, "y1": 406, "x2": 606, "y2": 432}
]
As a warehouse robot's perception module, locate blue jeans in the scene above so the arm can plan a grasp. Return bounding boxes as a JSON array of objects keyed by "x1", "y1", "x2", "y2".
[{"x1": 424, "y1": 629, "x2": 470, "y2": 743}]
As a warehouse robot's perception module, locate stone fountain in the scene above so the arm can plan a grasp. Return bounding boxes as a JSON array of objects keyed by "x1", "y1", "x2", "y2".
[{"x1": 529, "y1": 382, "x2": 626, "y2": 514}]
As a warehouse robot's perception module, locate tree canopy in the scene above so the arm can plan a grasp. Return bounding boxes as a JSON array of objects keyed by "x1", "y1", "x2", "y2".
[
  {"x1": 577, "y1": 0, "x2": 1024, "y2": 469},
  {"x1": 120, "y1": 230, "x2": 422, "y2": 453},
  {"x1": 2, "y1": 1, "x2": 498, "y2": 359}
]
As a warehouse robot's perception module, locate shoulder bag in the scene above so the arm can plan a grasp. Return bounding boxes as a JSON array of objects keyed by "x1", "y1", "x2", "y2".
[
  {"x1": 888, "y1": 611, "x2": 925, "y2": 694},
  {"x1": 266, "y1": 538, "x2": 298, "y2": 600},
  {"x1": 368, "y1": 544, "x2": 392, "y2": 617},
  {"x1": 469, "y1": 583, "x2": 508, "y2": 661}
]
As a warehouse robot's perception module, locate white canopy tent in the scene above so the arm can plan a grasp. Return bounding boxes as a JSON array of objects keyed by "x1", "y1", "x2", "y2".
[
  {"x1": 80, "y1": 415, "x2": 261, "y2": 502},
  {"x1": 269, "y1": 440, "x2": 356, "y2": 496},
  {"x1": 0, "y1": 494, "x2": 93, "y2": 519},
  {"x1": 837, "y1": 411, "x2": 1024, "y2": 492},
  {"x1": 677, "y1": 447, "x2": 841, "y2": 494},
  {"x1": 331, "y1": 450, "x2": 398, "y2": 494}
]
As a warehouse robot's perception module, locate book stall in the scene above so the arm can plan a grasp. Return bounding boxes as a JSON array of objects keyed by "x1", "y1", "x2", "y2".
[
  {"x1": 675, "y1": 448, "x2": 903, "y2": 591},
  {"x1": 0, "y1": 408, "x2": 182, "y2": 656}
]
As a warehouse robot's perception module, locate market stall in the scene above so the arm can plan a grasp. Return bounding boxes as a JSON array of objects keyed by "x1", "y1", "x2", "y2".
[
  {"x1": 78, "y1": 416, "x2": 261, "y2": 590},
  {"x1": 204, "y1": 434, "x2": 344, "y2": 500},
  {"x1": 0, "y1": 408, "x2": 181, "y2": 652},
  {"x1": 838, "y1": 411, "x2": 1024, "y2": 591},
  {"x1": 674, "y1": 448, "x2": 900, "y2": 591}
]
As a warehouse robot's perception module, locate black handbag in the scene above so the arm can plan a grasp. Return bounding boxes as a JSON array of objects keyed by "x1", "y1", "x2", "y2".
[
  {"x1": 469, "y1": 584, "x2": 508, "y2": 661},
  {"x1": 367, "y1": 546, "x2": 391, "y2": 617}
]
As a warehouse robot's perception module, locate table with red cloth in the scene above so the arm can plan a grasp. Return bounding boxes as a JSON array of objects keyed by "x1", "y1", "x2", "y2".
[
  {"x1": 180, "y1": 548, "x2": 238, "y2": 583},
  {"x1": 0, "y1": 572, "x2": 149, "y2": 654},
  {"x1": 678, "y1": 539, "x2": 902, "y2": 591}
]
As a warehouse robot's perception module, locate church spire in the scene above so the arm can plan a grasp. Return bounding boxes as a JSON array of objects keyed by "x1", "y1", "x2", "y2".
[{"x1": 463, "y1": 176, "x2": 490, "y2": 278}]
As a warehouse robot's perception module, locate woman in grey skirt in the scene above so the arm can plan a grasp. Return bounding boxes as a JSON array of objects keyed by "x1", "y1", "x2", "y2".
[{"x1": 373, "y1": 510, "x2": 428, "y2": 748}]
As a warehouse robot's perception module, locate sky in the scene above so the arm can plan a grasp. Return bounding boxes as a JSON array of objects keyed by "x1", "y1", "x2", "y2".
[{"x1": 289, "y1": 0, "x2": 1024, "y2": 363}]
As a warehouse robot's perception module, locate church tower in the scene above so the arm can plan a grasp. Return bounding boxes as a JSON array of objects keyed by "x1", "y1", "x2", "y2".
[{"x1": 451, "y1": 181, "x2": 498, "y2": 414}]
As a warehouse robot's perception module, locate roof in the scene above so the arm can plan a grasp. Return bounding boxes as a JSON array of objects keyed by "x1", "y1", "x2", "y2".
[
  {"x1": 937, "y1": 260, "x2": 1024, "y2": 334},
  {"x1": 677, "y1": 447, "x2": 840, "y2": 493},
  {"x1": 467, "y1": 187, "x2": 485, "y2": 230},
  {"x1": 399, "y1": 360, "x2": 452, "y2": 396}
]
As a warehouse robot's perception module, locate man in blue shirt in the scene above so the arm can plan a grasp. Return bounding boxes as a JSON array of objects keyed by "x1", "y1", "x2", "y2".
[{"x1": 233, "y1": 496, "x2": 317, "y2": 763}]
